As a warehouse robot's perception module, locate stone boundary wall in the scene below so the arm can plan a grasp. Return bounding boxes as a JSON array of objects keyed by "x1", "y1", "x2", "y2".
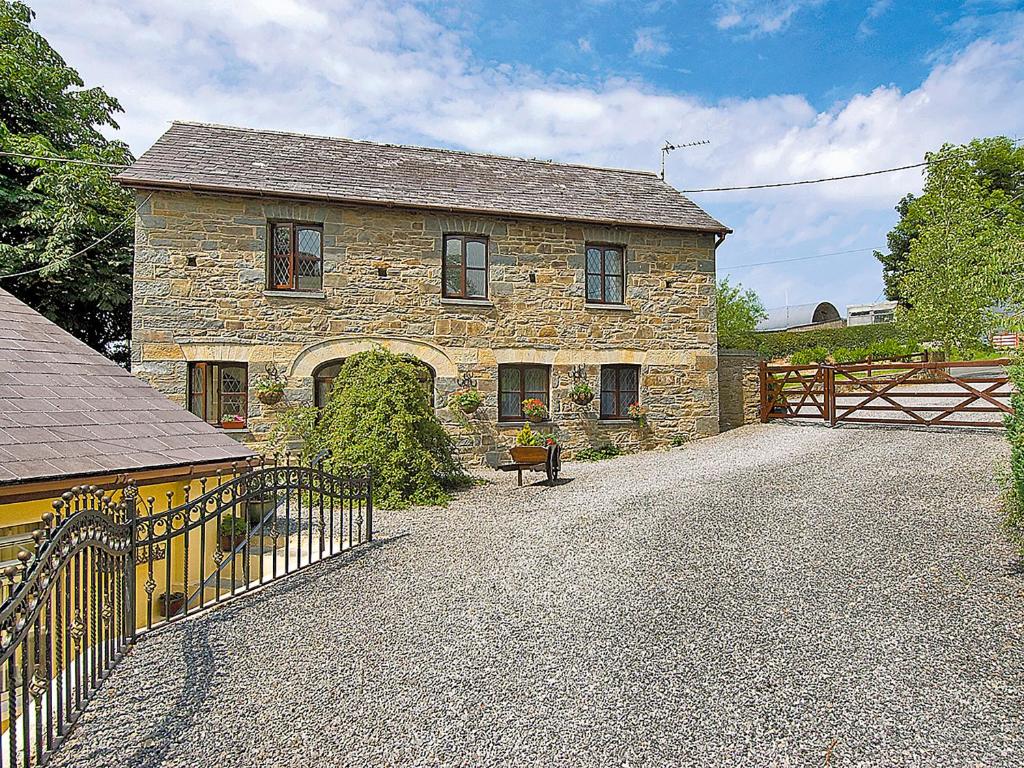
[{"x1": 717, "y1": 349, "x2": 763, "y2": 432}]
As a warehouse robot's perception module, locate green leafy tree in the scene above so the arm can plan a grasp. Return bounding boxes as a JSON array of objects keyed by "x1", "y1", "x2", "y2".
[
  {"x1": 876, "y1": 136, "x2": 1024, "y2": 309},
  {"x1": 0, "y1": 1, "x2": 134, "y2": 363},
  {"x1": 1005, "y1": 356, "x2": 1024, "y2": 555},
  {"x1": 272, "y1": 348, "x2": 468, "y2": 509},
  {"x1": 716, "y1": 277, "x2": 767, "y2": 347},
  {"x1": 897, "y1": 140, "x2": 1024, "y2": 352}
]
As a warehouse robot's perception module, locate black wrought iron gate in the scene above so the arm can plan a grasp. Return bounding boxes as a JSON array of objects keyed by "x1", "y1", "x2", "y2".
[{"x1": 0, "y1": 456, "x2": 372, "y2": 767}]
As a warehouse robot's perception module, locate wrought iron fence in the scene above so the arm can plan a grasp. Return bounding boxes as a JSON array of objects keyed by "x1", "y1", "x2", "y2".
[{"x1": 0, "y1": 455, "x2": 372, "y2": 767}]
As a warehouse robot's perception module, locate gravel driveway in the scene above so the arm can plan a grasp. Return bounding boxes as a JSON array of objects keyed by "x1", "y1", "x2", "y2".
[{"x1": 52, "y1": 424, "x2": 1023, "y2": 767}]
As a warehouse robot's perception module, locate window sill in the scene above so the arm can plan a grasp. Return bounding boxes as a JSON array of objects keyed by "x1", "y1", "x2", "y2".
[
  {"x1": 596, "y1": 419, "x2": 636, "y2": 425},
  {"x1": 497, "y1": 420, "x2": 555, "y2": 427},
  {"x1": 585, "y1": 303, "x2": 631, "y2": 312},
  {"x1": 440, "y1": 297, "x2": 494, "y2": 308},
  {"x1": 262, "y1": 290, "x2": 326, "y2": 300},
  {"x1": 214, "y1": 427, "x2": 251, "y2": 436}
]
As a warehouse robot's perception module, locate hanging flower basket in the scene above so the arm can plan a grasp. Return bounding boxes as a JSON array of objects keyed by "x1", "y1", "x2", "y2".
[
  {"x1": 256, "y1": 388, "x2": 283, "y2": 406},
  {"x1": 449, "y1": 389, "x2": 483, "y2": 415},
  {"x1": 521, "y1": 398, "x2": 548, "y2": 423},
  {"x1": 569, "y1": 382, "x2": 594, "y2": 406},
  {"x1": 627, "y1": 402, "x2": 647, "y2": 424}
]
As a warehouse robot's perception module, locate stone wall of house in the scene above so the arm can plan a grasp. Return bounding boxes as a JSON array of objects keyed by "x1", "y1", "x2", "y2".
[
  {"x1": 717, "y1": 349, "x2": 763, "y2": 432},
  {"x1": 130, "y1": 190, "x2": 720, "y2": 465}
]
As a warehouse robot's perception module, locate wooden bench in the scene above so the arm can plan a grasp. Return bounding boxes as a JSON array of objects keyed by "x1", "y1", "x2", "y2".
[{"x1": 497, "y1": 444, "x2": 562, "y2": 486}]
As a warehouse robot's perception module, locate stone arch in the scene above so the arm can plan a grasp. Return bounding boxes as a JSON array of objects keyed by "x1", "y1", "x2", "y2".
[{"x1": 288, "y1": 336, "x2": 458, "y2": 380}]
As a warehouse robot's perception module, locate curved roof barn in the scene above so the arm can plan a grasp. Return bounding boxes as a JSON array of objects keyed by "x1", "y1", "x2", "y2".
[{"x1": 756, "y1": 302, "x2": 842, "y2": 332}]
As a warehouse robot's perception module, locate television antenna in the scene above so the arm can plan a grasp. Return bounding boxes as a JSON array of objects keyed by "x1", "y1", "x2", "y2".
[{"x1": 660, "y1": 139, "x2": 710, "y2": 180}]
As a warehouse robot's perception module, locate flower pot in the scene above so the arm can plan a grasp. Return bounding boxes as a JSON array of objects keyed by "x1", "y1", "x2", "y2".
[
  {"x1": 257, "y1": 390, "x2": 283, "y2": 406},
  {"x1": 460, "y1": 401, "x2": 480, "y2": 414},
  {"x1": 220, "y1": 534, "x2": 243, "y2": 552},
  {"x1": 525, "y1": 413, "x2": 545, "y2": 423},
  {"x1": 220, "y1": 420, "x2": 245, "y2": 430},
  {"x1": 158, "y1": 592, "x2": 185, "y2": 617},
  {"x1": 570, "y1": 392, "x2": 594, "y2": 406},
  {"x1": 510, "y1": 446, "x2": 548, "y2": 465}
]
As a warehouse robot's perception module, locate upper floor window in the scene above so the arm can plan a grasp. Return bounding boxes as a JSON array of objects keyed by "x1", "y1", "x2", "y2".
[
  {"x1": 498, "y1": 363, "x2": 549, "y2": 421},
  {"x1": 585, "y1": 244, "x2": 625, "y2": 304},
  {"x1": 600, "y1": 364, "x2": 639, "y2": 419},
  {"x1": 443, "y1": 235, "x2": 488, "y2": 300},
  {"x1": 269, "y1": 222, "x2": 323, "y2": 291},
  {"x1": 188, "y1": 362, "x2": 248, "y2": 429}
]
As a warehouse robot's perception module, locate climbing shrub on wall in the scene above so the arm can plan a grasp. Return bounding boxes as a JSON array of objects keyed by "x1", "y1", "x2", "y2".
[{"x1": 272, "y1": 347, "x2": 468, "y2": 509}]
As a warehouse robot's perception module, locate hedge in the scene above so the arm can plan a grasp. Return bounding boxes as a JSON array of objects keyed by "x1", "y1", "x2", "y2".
[
  {"x1": 721, "y1": 323, "x2": 910, "y2": 360},
  {"x1": 1005, "y1": 358, "x2": 1024, "y2": 555}
]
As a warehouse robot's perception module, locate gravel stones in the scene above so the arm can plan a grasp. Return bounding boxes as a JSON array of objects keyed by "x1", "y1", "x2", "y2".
[{"x1": 50, "y1": 424, "x2": 1023, "y2": 767}]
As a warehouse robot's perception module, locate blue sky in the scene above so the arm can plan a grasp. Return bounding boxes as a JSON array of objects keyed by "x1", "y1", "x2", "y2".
[{"x1": 33, "y1": 0, "x2": 1024, "y2": 313}]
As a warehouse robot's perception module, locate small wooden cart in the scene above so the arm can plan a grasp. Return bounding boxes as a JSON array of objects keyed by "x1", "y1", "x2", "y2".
[{"x1": 498, "y1": 444, "x2": 562, "y2": 486}]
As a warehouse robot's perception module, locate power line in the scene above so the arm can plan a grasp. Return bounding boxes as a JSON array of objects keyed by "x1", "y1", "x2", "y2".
[
  {"x1": 0, "y1": 194, "x2": 152, "y2": 280},
  {"x1": 719, "y1": 247, "x2": 877, "y2": 271},
  {"x1": 0, "y1": 150, "x2": 128, "y2": 169},
  {"x1": 681, "y1": 162, "x2": 929, "y2": 193}
]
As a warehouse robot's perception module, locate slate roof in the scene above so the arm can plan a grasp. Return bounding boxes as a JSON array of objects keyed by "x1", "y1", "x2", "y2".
[
  {"x1": 0, "y1": 289, "x2": 253, "y2": 486},
  {"x1": 118, "y1": 122, "x2": 729, "y2": 233}
]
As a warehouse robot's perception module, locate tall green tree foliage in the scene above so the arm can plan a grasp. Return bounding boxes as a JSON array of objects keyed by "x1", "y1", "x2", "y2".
[
  {"x1": 0, "y1": 1, "x2": 134, "y2": 362},
  {"x1": 876, "y1": 137, "x2": 1024, "y2": 308},
  {"x1": 715, "y1": 277, "x2": 767, "y2": 347},
  {"x1": 893, "y1": 138, "x2": 1024, "y2": 352}
]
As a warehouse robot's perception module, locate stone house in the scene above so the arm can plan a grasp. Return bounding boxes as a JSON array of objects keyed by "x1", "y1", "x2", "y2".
[{"x1": 119, "y1": 122, "x2": 730, "y2": 465}]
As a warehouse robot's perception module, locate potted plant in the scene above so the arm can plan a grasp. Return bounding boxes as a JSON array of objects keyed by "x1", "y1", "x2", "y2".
[
  {"x1": 220, "y1": 413, "x2": 246, "y2": 430},
  {"x1": 219, "y1": 514, "x2": 248, "y2": 552},
  {"x1": 509, "y1": 424, "x2": 550, "y2": 465},
  {"x1": 521, "y1": 398, "x2": 548, "y2": 423},
  {"x1": 627, "y1": 402, "x2": 647, "y2": 424},
  {"x1": 449, "y1": 389, "x2": 483, "y2": 414},
  {"x1": 254, "y1": 373, "x2": 285, "y2": 406},
  {"x1": 568, "y1": 381, "x2": 594, "y2": 406},
  {"x1": 157, "y1": 591, "x2": 185, "y2": 617}
]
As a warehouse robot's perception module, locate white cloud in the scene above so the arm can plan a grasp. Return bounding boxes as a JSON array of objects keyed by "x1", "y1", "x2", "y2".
[
  {"x1": 27, "y1": 1, "x2": 1024, "y2": 310},
  {"x1": 632, "y1": 27, "x2": 671, "y2": 58},
  {"x1": 577, "y1": 36, "x2": 593, "y2": 53},
  {"x1": 714, "y1": 1, "x2": 827, "y2": 36},
  {"x1": 858, "y1": 0, "x2": 893, "y2": 37}
]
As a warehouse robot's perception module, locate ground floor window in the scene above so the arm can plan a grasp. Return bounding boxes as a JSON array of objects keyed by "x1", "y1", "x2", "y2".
[
  {"x1": 498, "y1": 364, "x2": 550, "y2": 421},
  {"x1": 188, "y1": 362, "x2": 248, "y2": 428},
  {"x1": 600, "y1": 364, "x2": 640, "y2": 419}
]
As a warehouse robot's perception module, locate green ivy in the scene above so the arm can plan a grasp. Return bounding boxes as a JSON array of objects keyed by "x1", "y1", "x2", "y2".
[
  {"x1": 272, "y1": 348, "x2": 469, "y2": 509},
  {"x1": 1005, "y1": 357, "x2": 1024, "y2": 555}
]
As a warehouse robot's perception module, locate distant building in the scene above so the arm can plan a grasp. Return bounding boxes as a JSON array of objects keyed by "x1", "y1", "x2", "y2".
[
  {"x1": 847, "y1": 300, "x2": 897, "y2": 326},
  {"x1": 755, "y1": 302, "x2": 843, "y2": 332}
]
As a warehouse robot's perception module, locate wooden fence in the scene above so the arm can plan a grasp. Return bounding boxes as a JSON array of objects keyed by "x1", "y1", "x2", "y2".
[{"x1": 760, "y1": 358, "x2": 1013, "y2": 429}]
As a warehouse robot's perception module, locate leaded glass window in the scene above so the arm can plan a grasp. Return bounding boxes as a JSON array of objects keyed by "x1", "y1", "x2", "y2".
[
  {"x1": 585, "y1": 244, "x2": 625, "y2": 304},
  {"x1": 442, "y1": 235, "x2": 488, "y2": 299},
  {"x1": 269, "y1": 222, "x2": 323, "y2": 291},
  {"x1": 600, "y1": 364, "x2": 639, "y2": 419},
  {"x1": 498, "y1": 364, "x2": 549, "y2": 421}
]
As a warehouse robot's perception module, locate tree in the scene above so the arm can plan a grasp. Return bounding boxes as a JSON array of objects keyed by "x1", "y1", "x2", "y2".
[
  {"x1": 896, "y1": 140, "x2": 1024, "y2": 352},
  {"x1": 0, "y1": 1, "x2": 134, "y2": 363},
  {"x1": 715, "y1": 276, "x2": 767, "y2": 347},
  {"x1": 272, "y1": 348, "x2": 468, "y2": 509},
  {"x1": 876, "y1": 137, "x2": 1024, "y2": 309}
]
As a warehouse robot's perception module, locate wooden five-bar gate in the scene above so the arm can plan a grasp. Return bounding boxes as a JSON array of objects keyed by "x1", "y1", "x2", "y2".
[{"x1": 759, "y1": 358, "x2": 1014, "y2": 428}]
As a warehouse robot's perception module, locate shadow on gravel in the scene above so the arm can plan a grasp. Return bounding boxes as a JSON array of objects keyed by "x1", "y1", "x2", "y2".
[
  {"x1": 67, "y1": 534, "x2": 410, "y2": 768},
  {"x1": 526, "y1": 477, "x2": 575, "y2": 488}
]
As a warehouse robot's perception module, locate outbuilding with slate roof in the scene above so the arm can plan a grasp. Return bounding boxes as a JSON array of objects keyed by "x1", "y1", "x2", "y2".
[{"x1": 0, "y1": 287, "x2": 252, "y2": 565}]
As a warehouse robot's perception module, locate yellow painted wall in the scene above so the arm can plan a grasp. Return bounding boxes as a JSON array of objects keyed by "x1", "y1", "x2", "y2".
[{"x1": 0, "y1": 475, "x2": 247, "y2": 631}]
